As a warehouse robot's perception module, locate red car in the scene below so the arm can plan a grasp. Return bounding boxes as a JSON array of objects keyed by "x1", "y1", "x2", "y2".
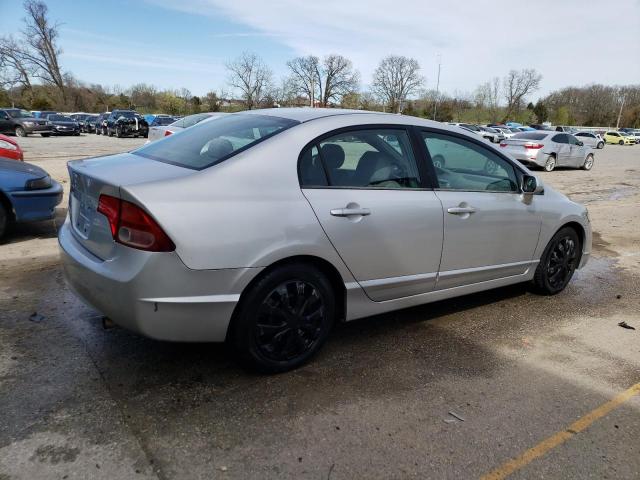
[{"x1": 0, "y1": 134, "x2": 24, "y2": 161}]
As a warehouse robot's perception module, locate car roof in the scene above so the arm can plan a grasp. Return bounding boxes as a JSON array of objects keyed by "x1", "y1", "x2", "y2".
[{"x1": 238, "y1": 107, "x2": 447, "y2": 129}]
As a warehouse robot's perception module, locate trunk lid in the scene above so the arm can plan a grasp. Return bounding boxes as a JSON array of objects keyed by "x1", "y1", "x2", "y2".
[{"x1": 67, "y1": 152, "x2": 193, "y2": 260}]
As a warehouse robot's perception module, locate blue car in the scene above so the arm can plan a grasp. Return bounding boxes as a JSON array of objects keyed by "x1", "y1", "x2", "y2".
[{"x1": 0, "y1": 157, "x2": 63, "y2": 238}]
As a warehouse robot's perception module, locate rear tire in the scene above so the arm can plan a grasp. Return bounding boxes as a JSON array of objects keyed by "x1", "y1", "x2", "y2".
[
  {"x1": 581, "y1": 154, "x2": 594, "y2": 170},
  {"x1": 533, "y1": 227, "x2": 581, "y2": 295},
  {"x1": 544, "y1": 155, "x2": 556, "y2": 172},
  {"x1": 0, "y1": 203, "x2": 7, "y2": 239},
  {"x1": 231, "y1": 264, "x2": 335, "y2": 373}
]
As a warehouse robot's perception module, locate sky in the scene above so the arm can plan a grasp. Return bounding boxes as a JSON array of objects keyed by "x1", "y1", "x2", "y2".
[{"x1": 1, "y1": 0, "x2": 639, "y2": 100}]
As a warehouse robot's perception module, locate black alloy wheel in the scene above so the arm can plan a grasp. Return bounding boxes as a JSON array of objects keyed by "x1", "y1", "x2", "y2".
[
  {"x1": 232, "y1": 264, "x2": 335, "y2": 373},
  {"x1": 533, "y1": 227, "x2": 581, "y2": 295}
]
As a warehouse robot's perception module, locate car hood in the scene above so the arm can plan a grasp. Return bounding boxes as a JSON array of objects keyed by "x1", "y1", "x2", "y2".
[{"x1": 0, "y1": 157, "x2": 46, "y2": 178}]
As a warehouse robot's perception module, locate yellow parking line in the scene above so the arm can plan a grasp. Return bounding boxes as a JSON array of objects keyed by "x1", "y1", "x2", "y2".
[{"x1": 481, "y1": 382, "x2": 640, "y2": 480}]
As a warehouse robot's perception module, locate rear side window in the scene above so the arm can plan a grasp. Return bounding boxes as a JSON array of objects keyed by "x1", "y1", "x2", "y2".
[
  {"x1": 551, "y1": 134, "x2": 568, "y2": 143},
  {"x1": 135, "y1": 114, "x2": 298, "y2": 169},
  {"x1": 300, "y1": 128, "x2": 421, "y2": 189}
]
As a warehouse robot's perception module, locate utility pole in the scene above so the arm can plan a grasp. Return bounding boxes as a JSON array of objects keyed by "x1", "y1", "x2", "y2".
[
  {"x1": 432, "y1": 54, "x2": 442, "y2": 120},
  {"x1": 616, "y1": 93, "x2": 626, "y2": 129}
]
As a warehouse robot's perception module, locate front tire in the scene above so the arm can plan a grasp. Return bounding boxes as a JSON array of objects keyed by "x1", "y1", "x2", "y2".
[
  {"x1": 116, "y1": 126, "x2": 123, "y2": 138},
  {"x1": 533, "y1": 227, "x2": 581, "y2": 295},
  {"x1": 40, "y1": 133, "x2": 50, "y2": 137},
  {"x1": 231, "y1": 264, "x2": 335, "y2": 373},
  {"x1": 582, "y1": 154, "x2": 594, "y2": 170},
  {"x1": 597, "y1": 141, "x2": 604, "y2": 149},
  {"x1": 15, "y1": 126, "x2": 26, "y2": 137},
  {"x1": 619, "y1": 140, "x2": 624, "y2": 145},
  {"x1": 544, "y1": 155, "x2": 556, "y2": 172}
]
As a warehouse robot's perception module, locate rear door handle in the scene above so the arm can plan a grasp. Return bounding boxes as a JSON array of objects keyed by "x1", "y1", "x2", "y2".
[
  {"x1": 330, "y1": 207, "x2": 371, "y2": 217},
  {"x1": 447, "y1": 206, "x2": 476, "y2": 215}
]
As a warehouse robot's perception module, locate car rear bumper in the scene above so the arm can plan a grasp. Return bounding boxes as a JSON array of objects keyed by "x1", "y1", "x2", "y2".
[
  {"x1": 507, "y1": 151, "x2": 546, "y2": 168},
  {"x1": 58, "y1": 220, "x2": 261, "y2": 342},
  {"x1": 9, "y1": 180, "x2": 63, "y2": 221}
]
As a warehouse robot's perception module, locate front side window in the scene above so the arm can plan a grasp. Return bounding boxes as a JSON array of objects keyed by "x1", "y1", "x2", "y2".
[
  {"x1": 300, "y1": 128, "x2": 421, "y2": 189},
  {"x1": 567, "y1": 135, "x2": 580, "y2": 145},
  {"x1": 135, "y1": 114, "x2": 298, "y2": 169},
  {"x1": 422, "y1": 131, "x2": 518, "y2": 192}
]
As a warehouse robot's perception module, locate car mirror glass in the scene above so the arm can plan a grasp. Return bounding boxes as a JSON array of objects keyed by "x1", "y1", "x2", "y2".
[{"x1": 522, "y1": 174, "x2": 543, "y2": 194}]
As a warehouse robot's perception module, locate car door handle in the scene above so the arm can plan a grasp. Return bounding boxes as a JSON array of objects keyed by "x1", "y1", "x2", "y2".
[
  {"x1": 330, "y1": 207, "x2": 371, "y2": 217},
  {"x1": 447, "y1": 206, "x2": 476, "y2": 215}
]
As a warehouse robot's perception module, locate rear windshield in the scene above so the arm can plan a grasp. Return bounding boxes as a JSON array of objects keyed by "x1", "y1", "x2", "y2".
[
  {"x1": 134, "y1": 114, "x2": 298, "y2": 170},
  {"x1": 512, "y1": 132, "x2": 547, "y2": 140}
]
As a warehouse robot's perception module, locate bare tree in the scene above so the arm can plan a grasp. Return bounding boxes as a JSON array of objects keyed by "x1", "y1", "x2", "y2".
[
  {"x1": 226, "y1": 52, "x2": 273, "y2": 110},
  {"x1": 319, "y1": 54, "x2": 359, "y2": 107},
  {"x1": 502, "y1": 69, "x2": 542, "y2": 121},
  {"x1": 287, "y1": 55, "x2": 320, "y2": 107},
  {"x1": 371, "y1": 55, "x2": 424, "y2": 113},
  {"x1": 0, "y1": 36, "x2": 33, "y2": 92},
  {"x1": 19, "y1": 0, "x2": 66, "y2": 101}
]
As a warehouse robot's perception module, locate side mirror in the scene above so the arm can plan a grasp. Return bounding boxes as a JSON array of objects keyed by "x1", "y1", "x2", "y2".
[
  {"x1": 577, "y1": 140, "x2": 584, "y2": 146},
  {"x1": 522, "y1": 174, "x2": 544, "y2": 194}
]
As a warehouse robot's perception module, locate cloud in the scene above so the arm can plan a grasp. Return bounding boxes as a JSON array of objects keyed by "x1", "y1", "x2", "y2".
[{"x1": 149, "y1": 0, "x2": 640, "y2": 96}]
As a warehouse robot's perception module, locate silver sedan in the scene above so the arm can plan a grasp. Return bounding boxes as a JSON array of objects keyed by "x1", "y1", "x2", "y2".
[
  {"x1": 500, "y1": 131, "x2": 595, "y2": 171},
  {"x1": 59, "y1": 109, "x2": 591, "y2": 372}
]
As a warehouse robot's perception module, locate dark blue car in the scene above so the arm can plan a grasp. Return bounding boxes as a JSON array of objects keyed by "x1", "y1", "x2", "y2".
[{"x1": 0, "y1": 157, "x2": 63, "y2": 238}]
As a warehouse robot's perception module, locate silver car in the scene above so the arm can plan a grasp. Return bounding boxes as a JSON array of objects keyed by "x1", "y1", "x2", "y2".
[
  {"x1": 574, "y1": 131, "x2": 605, "y2": 149},
  {"x1": 146, "y1": 112, "x2": 226, "y2": 143},
  {"x1": 59, "y1": 109, "x2": 591, "y2": 372},
  {"x1": 500, "y1": 131, "x2": 595, "y2": 171}
]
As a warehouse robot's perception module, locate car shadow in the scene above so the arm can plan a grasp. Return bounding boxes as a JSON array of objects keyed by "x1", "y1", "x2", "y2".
[{"x1": 1, "y1": 206, "x2": 66, "y2": 244}]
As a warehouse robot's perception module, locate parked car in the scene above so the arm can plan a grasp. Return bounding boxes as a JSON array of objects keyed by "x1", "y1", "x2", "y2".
[
  {"x1": 450, "y1": 123, "x2": 498, "y2": 143},
  {"x1": 621, "y1": 131, "x2": 640, "y2": 144},
  {"x1": 479, "y1": 126, "x2": 505, "y2": 143},
  {"x1": 148, "y1": 115, "x2": 176, "y2": 127},
  {"x1": 105, "y1": 110, "x2": 149, "y2": 138},
  {"x1": 0, "y1": 108, "x2": 52, "y2": 137},
  {"x1": 94, "y1": 112, "x2": 109, "y2": 135},
  {"x1": 492, "y1": 126, "x2": 518, "y2": 139},
  {"x1": 500, "y1": 131, "x2": 594, "y2": 171},
  {"x1": 0, "y1": 157, "x2": 62, "y2": 239},
  {"x1": 574, "y1": 131, "x2": 605, "y2": 149},
  {"x1": 603, "y1": 131, "x2": 634, "y2": 145},
  {"x1": 59, "y1": 108, "x2": 591, "y2": 372},
  {"x1": 0, "y1": 134, "x2": 24, "y2": 161},
  {"x1": 555, "y1": 126, "x2": 578, "y2": 134},
  {"x1": 70, "y1": 113, "x2": 93, "y2": 132},
  {"x1": 84, "y1": 115, "x2": 99, "y2": 134},
  {"x1": 46, "y1": 114, "x2": 81, "y2": 136},
  {"x1": 33, "y1": 110, "x2": 57, "y2": 119},
  {"x1": 146, "y1": 112, "x2": 224, "y2": 143}
]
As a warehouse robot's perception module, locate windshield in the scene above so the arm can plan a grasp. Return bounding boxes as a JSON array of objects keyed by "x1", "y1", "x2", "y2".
[
  {"x1": 134, "y1": 114, "x2": 298, "y2": 170},
  {"x1": 7, "y1": 109, "x2": 32, "y2": 119},
  {"x1": 49, "y1": 115, "x2": 73, "y2": 121},
  {"x1": 512, "y1": 132, "x2": 547, "y2": 140}
]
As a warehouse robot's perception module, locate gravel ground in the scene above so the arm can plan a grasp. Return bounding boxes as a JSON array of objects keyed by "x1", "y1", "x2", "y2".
[{"x1": 1, "y1": 134, "x2": 639, "y2": 479}]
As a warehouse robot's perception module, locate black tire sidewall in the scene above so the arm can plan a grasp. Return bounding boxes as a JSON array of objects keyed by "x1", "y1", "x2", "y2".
[
  {"x1": 534, "y1": 227, "x2": 581, "y2": 295},
  {"x1": 232, "y1": 264, "x2": 335, "y2": 373},
  {"x1": 0, "y1": 203, "x2": 7, "y2": 239}
]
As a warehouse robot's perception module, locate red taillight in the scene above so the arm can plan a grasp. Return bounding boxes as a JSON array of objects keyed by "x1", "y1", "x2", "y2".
[
  {"x1": 524, "y1": 143, "x2": 544, "y2": 149},
  {"x1": 97, "y1": 194, "x2": 175, "y2": 252},
  {"x1": 164, "y1": 130, "x2": 173, "y2": 137},
  {"x1": 499, "y1": 142, "x2": 507, "y2": 147}
]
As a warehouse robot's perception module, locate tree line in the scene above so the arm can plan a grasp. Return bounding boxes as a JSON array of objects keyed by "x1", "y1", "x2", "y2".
[{"x1": 1, "y1": 1, "x2": 638, "y2": 127}]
